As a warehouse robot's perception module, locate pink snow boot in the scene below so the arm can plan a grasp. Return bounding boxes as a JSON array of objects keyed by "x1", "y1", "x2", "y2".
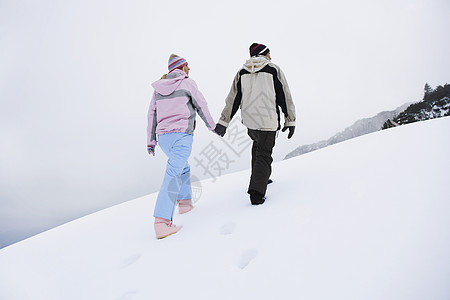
[
  {"x1": 154, "y1": 217, "x2": 180, "y2": 239},
  {"x1": 177, "y1": 199, "x2": 194, "y2": 214}
]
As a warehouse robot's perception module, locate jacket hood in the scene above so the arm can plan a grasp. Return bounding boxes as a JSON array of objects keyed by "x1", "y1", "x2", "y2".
[
  {"x1": 152, "y1": 69, "x2": 188, "y2": 96},
  {"x1": 243, "y1": 56, "x2": 271, "y2": 73}
]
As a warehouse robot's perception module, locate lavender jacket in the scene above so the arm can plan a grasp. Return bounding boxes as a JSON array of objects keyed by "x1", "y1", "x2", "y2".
[{"x1": 147, "y1": 69, "x2": 216, "y2": 147}]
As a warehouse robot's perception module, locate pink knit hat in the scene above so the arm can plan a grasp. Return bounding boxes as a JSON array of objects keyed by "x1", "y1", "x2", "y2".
[{"x1": 168, "y1": 54, "x2": 188, "y2": 73}]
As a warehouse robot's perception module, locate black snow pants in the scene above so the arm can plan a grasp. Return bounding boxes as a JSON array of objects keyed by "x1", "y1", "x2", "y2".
[{"x1": 247, "y1": 129, "x2": 277, "y2": 197}]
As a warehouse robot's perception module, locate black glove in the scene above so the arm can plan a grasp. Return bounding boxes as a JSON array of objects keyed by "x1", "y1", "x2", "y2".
[
  {"x1": 214, "y1": 123, "x2": 227, "y2": 137},
  {"x1": 282, "y1": 126, "x2": 295, "y2": 139},
  {"x1": 147, "y1": 145, "x2": 155, "y2": 156}
]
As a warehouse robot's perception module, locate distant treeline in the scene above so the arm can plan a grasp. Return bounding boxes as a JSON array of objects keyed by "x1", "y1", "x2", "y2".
[{"x1": 382, "y1": 83, "x2": 450, "y2": 129}]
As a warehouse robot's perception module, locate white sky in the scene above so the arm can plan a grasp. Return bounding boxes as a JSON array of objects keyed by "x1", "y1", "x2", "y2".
[{"x1": 1, "y1": 0, "x2": 449, "y2": 247}]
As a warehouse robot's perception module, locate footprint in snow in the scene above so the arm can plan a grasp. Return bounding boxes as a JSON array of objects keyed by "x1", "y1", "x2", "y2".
[
  {"x1": 119, "y1": 253, "x2": 142, "y2": 269},
  {"x1": 236, "y1": 248, "x2": 258, "y2": 269},
  {"x1": 116, "y1": 290, "x2": 139, "y2": 300},
  {"x1": 219, "y1": 222, "x2": 236, "y2": 235}
]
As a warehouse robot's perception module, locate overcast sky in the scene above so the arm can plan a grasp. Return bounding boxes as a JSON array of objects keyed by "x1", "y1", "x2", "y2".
[{"x1": 1, "y1": 0, "x2": 449, "y2": 248}]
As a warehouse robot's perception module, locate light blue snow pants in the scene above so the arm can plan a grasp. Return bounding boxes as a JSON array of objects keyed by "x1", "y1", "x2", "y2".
[{"x1": 154, "y1": 132, "x2": 193, "y2": 221}]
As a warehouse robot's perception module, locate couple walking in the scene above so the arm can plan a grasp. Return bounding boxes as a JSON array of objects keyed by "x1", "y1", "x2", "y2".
[{"x1": 147, "y1": 43, "x2": 296, "y2": 239}]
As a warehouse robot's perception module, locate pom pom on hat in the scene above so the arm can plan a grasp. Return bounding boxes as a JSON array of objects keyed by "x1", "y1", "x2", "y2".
[
  {"x1": 249, "y1": 43, "x2": 270, "y2": 57},
  {"x1": 168, "y1": 54, "x2": 188, "y2": 73}
]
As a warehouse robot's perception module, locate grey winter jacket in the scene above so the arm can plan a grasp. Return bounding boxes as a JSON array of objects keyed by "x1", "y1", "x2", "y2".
[{"x1": 218, "y1": 56, "x2": 296, "y2": 131}]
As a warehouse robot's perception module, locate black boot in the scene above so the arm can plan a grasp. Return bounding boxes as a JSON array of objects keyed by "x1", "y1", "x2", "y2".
[{"x1": 249, "y1": 190, "x2": 266, "y2": 205}]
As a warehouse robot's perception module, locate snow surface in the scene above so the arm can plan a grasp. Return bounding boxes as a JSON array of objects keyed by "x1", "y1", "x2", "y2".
[{"x1": 1, "y1": 117, "x2": 450, "y2": 300}]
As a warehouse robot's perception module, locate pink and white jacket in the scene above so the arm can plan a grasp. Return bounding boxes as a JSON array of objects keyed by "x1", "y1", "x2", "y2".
[{"x1": 147, "y1": 69, "x2": 216, "y2": 147}]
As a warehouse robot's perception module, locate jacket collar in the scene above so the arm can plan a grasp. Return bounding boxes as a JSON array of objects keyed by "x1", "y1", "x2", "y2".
[
  {"x1": 243, "y1": 56, "x2": 270, "y2": 73},
  {"x1": 166, "y1": 68, "x2": 188, "y2": 79}
]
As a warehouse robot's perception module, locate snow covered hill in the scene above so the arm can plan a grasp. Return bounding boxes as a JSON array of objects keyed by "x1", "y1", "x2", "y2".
[
  {"x1": 1, "y1": 117, "x2": 449, "y2": 300},
  {"x1": 285, "y1": 103, "x2": 410, "y2": 159},
  {"x1": 387, "y1": 84, "x2": 450, "y2": 127}
]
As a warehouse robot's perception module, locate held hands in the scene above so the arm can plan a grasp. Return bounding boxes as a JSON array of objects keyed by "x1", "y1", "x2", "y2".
[
  {"x1": 282, "y1": 126, "x2": 295, "y2": 139},
  {"x1": 147, "y1": 145, "x2": 155, "y2": 156},
  {"x1": 214, "y1": 123, "x2": 227, "y2": 137}
]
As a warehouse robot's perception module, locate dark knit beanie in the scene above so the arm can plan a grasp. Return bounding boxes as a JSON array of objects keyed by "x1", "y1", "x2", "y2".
[{"x1": 249, "y1": 43, "x2": 270, "y2": 57}]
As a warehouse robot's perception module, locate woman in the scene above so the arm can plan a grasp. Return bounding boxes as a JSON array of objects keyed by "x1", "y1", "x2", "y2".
[{"x1": 147, "y1": 54, "x2": 216, "y2": 239}]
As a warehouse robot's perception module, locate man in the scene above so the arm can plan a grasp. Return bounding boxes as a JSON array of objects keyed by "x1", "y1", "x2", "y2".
[{"x1": 215, "y1": 43, "x2": 296, "y2": 205}]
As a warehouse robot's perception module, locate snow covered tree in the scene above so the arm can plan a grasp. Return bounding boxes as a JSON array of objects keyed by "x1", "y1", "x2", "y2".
[{"x1": 424, "y1": 83, "x2": 433, "y2": 96}]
